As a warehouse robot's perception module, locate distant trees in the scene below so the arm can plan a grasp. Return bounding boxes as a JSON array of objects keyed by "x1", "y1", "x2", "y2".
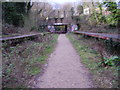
[
  {"x1": 60, "y1": 3, "x2": 73, "y2": 23},
  {"x1": 81, "y1": 1, "x2": 120, "y2": 27},
  {"x1": 62, "y1": 3, "x2": 73, "y2": 18},
  {"x1": 71, "y1": 7, "x2": 74, "y2": 19},
  {"x1": 77, "y1": 5, "x2": 83, "y2": 15},
  {"x1": 26, "y1": 2, "x2": 33, "y2": 14},
  {"x1": 25, "y1": 2, "x2": 55, "y2": 31},
  {"x1": 3, "y1": 1, "x2": 119, "y2": 29},
  {"x1": 2, "y1": 2, "x2": 55, "y2": 32},
  {"x1": 103, "y1": 2, "x2": 120, "y2": 27}
]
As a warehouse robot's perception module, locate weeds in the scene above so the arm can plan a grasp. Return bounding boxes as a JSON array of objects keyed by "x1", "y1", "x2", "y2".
[
  {"x1": 29, "y1": 67, "x2": 41, "y2": 75},
  {"x1": 103, "y1": 56, "x2": 120, "y2": 66},
  {"x1": 2, "y1": 34, "x2": 58, "y2": 88},
  {"x1": 67, "y1": 33, "x2": 119, "y2": 88}
]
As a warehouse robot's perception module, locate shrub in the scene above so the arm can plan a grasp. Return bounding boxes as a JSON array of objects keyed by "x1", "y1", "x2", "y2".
[
  {"x1": 30, "y1": 26, "x2": 38, "y2": 31},
  {"x1": 103, "y1": 56, "x2": 120, "y2": 66}
]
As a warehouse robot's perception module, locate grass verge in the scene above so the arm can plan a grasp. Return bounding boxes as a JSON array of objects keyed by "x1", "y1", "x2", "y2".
[
  {"x1": 27, "y1": 34, "x2": 58, "y2": 76},
  {"x1": 67, "y1": 33, "x2": 119, "y2": 88}
]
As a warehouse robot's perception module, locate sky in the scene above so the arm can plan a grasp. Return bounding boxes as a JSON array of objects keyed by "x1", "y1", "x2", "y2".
[
  {"x1": 52, "y1": 0, "x2": 78, "y2": 4},
  {"x1": 32, "y1": 0, "x2": 82, "y2": 4},
  {"x1": 53, "y1": 0, "x2": 120, "y2": 3},
  {"x1": 31, "y1": 0, "x2": 120, "y2": 9},
  {"x1": 3, "y1": 0, "x2": 119, "y2": 3},
  {"x1": 34, "y1": 0, "x2": 119, "y2": 3}
]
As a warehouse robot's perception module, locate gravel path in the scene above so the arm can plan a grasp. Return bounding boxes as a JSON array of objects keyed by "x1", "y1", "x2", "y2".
[{"x1": 35, "y1": 34, "x2": 94, "y2": 88}]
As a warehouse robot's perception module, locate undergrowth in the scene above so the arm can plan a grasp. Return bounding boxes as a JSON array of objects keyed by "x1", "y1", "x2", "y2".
[
  {"x1": 67, "y1": 33, "x2": 119, "y2": 88},
  {"x1": 2, "y1": 34, "x2": 58, "y2": 88}
]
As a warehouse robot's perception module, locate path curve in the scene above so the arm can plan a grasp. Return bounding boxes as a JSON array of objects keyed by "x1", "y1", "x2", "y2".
[{"x1": 35, "y1": 34, "x2": 94, "y2": 88}]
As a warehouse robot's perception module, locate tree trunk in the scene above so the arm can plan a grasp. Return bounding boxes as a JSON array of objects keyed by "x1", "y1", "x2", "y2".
[{"x1": 91, "y1": 1, "x2": 99, "y2": 24}]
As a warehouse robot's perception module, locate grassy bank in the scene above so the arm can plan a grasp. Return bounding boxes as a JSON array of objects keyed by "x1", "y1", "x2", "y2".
[
  {"x1": 27, "y1": 34, "x2": 58, "y2": 76},
  {"x1": 67, "y1": 33, "x2": 119, "y2": 88},
  {"x1": 2, "y1": 33, "x2": 58, "y2": 88}
]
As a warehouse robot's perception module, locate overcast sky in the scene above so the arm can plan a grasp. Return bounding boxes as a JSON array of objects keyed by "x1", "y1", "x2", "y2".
[
  {"x1": 33, "y1": 0, "x2": 119, "y2": 3},
  {"x1": 3, "y1": 0, "x2": 119, "y2": 3},
  {"x1": 52, "y1": 0, "x2": 78, "y2": 4}
]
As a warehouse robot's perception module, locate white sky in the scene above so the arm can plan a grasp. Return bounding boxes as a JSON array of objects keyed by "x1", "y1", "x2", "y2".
[
  {"x1": 3, "y1": 0, "x2": 119, "y2": 3},
  {"x1": 31, "y1": 0, "x2": 79, "y2": 4},
  {"x1": 52, "y1": 0, "x2": 78, "y2": 4},
  {"x1": 53, "y1": 0, "x2": 119, "y2": 3},
  {"x1": 31, "y1": 0, "x2": 119, "y2": 9}
]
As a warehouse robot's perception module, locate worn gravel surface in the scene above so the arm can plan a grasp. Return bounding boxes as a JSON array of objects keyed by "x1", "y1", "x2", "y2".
[{"x1": 35, "y1": 34, "x2": 94, "y2": 88}]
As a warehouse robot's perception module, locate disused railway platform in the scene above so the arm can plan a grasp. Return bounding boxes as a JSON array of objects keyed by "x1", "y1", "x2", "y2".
[{"x1": 74, "y1": 31, "x2": 120, "y2": 43}]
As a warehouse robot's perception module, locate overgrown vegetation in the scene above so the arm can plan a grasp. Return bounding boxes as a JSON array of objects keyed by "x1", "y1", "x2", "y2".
[
  {"x1": 2, "y1": 2, "x2": 34, "y2": 36},
  {"x1": 1, "y1": 1, "x2": 120, "y2": 88},
  {"x1": 2, "y1": 2, "x2": 54, "y2": 34},
  {"x1": 75, "y1": 1, "x2": 120, "y2": 33},
  {"x1": 67, "y1": 33, "x2": 119, "y2": 88},
  {"x1": 2, "y1": 34, "x2": 58, "y2": 88},
  {"x1": 92, "y1": 1, "x2": 120, "y2": 27},
  {"x1": 103, "y1": 2, "x2": 120, "y2": 27},
  {"x1": 102, "y1": 56, "x2": 120, "y2": 66},
  {"x1": 2, "y1": 2, "x2": 27, "y2": 27}
]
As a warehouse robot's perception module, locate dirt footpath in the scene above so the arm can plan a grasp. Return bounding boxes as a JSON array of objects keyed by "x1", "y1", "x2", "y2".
[{"x1": 35, "y1": 34, "x2": 94, "y2": 88}]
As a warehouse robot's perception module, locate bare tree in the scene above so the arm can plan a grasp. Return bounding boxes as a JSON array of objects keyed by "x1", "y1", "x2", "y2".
[
  {"x1": 24, "y1": 2, "x2": 54, "y2": 30},
  {"x1": 60, "y1": 3, "x2": 73, "y2": 23}
]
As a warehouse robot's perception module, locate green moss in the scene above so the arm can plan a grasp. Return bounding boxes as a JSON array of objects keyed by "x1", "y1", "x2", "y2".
[{"x1": 29, "y1": 67, "x2": 40, "y2": 75}]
